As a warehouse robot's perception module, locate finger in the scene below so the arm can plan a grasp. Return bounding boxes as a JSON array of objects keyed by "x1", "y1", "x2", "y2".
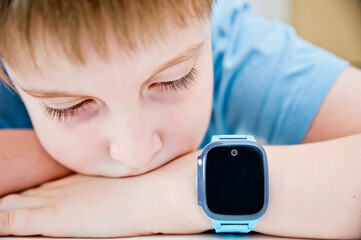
[
  {"x1": 0, "y1": 194, "x2": 45, "y2": 212},
  {"x1": 20, "y1": 187, "x2": 53, "y2": 197},
  {"x1": 0, "y1": 207, "x2": 48, "y2": 236},
  {"x1": 20, "y1": 182, "x2": 67, "y2": 197},
  {"x1": 24, "y1": 174, "x2": 79, "y2": 191}
]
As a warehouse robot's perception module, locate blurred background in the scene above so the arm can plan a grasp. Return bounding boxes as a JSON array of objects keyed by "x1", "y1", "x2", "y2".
[{"x1": 249, "y1": 0, "x2": 361, "y2": 68}]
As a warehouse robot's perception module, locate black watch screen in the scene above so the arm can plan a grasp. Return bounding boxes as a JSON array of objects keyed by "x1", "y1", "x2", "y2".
[{"x1": 206, "y1": 145, "x2": 265, "y2": 215}]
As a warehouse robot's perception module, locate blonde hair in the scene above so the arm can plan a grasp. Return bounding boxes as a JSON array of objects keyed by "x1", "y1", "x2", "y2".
[{"x1": 0, "y1": 0, "x2": 213, "y2": 84}]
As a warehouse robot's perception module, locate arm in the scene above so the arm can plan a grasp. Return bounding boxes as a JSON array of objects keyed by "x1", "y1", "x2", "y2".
[
  {"x1": 154, "y1": 134, "x2": 361, "y2": 239},
  {"x1": 0, "y1": 129, "x2": 72, "y2": 196},
  {"x1": 304, "y1": 66, "x2": 361, "y2": 142},
  {"x1": 0, "y1": 135, "x2": 360, "y2": 239}
]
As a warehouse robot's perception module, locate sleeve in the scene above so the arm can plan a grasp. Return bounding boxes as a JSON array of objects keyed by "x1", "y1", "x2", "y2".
[
  {"x1": 0, "y1": 79, "x2": 32, "y2": 129},
  {"x1": 208, "y1": 0, "x2": 349, "y2": 145}
]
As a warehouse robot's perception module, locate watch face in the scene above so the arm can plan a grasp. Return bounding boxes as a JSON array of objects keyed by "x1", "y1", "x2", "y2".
[{"x1": 206, "y1": 145, "x2": 265, "y2": 215}]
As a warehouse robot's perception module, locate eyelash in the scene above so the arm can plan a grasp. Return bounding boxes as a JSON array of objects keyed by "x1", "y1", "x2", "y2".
[
  {"x1": 156, "y1": 68, "x2": 197, "y2": 92},
  {"x1": 42, "y1": 67, "x2": 198, "y2": 122},
  {"x1": 42, "y1": 100, "x2": 91, "y2": 122}
]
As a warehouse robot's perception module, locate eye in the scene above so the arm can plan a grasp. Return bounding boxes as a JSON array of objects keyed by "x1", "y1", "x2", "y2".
[
  {"x1": 153, "y1": 68, "x2": 197, "y2": 92},
  {"x1": 42, "y1": 99, "x2": 93, "y2": 123}
]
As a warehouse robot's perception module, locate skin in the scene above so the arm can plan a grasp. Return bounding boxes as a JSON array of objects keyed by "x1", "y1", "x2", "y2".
[
  {"x1": 0, "y1": 135, "x2": 361, "y2": 239},
  {"x1": 4, "y1": 19, "x2": 213, "y2": 178},
  {"x1": 1, "y1": 13, "x2": 361, "y2": 239},
  {"x1": 0, "y1": 130, "x2": 71, "y2": 196}
]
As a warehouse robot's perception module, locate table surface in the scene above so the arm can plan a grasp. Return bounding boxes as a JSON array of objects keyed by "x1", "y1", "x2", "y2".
[{"x1": 3, "y1": 233, "x2": 309, "y2": 240}]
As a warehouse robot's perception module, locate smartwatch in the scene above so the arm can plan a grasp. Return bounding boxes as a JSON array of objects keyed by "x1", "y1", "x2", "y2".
[{"x1": 196, "y1": 135, "x2": 269, "y2": 233}]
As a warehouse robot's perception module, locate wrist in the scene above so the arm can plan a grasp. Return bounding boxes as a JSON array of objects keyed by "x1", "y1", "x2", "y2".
[{"x1": 150, "y1": 150, "x2": 212, "y2": 234}]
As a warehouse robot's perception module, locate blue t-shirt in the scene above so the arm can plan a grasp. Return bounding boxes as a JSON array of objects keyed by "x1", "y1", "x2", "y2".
[
  {"x1": 0, "y1": 0, "x2": 349, "y2": 147},
  {"x1": 0, "y1": 81, "x2": 32, "y2": 128},
  {"x1": 200, "y1": 0, "x2": 349, "y2": 147}
]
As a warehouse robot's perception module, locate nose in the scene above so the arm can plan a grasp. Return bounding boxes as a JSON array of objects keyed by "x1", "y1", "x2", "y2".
[{"x1": 109, "y1": 131, "x2": 162, "y2": 169}]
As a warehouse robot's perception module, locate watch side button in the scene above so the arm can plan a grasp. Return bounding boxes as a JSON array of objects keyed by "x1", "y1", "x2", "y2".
[{"x1": 196, "y1": 174, "x2": 198, "y2": 188}]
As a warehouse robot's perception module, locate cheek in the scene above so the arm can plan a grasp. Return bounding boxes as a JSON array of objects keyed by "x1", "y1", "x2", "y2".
[
  {"x1": 162, "y1": 54, "x2": 213, "y2": 153},
  {"x1": 185, "y1": 40, "x2": 213, "y2": 146},
  {"x1": 40, "y1": 128, "x2": 84, "y2": 167},
  {"x1": 29, "y1": 112, "x2": 105, "y2": 173}
]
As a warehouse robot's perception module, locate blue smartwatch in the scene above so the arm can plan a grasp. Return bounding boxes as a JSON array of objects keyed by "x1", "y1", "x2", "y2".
[{"x1": 196, "y1": 135, "x2": 269, "y2": 233}]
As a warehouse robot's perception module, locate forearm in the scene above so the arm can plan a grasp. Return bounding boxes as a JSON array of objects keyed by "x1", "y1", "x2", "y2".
[
  {"x1": 0, "y1": 129, "x2": 72, "y2": 196},
  {"x1": 257, "y1": 133, "x2": 361, "y2": 239},
  {"x1": 151, "y1": 134, "x2": 361, "y2": 239},
  {"x1": 0, "y1": 134, "x2": 359, "y2": 238}
]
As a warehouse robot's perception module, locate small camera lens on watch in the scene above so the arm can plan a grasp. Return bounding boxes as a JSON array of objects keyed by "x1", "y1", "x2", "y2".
[{"x1": 231, "y1": 149, "x2": 238, "y2": 156}]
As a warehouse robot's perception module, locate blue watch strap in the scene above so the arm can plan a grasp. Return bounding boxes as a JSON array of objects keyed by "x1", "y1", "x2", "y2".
[
  {"x1": 210, "y1": 135, "x2": 258, "y2": 233},
  {"x1": 211, "y1": 134, "x2": 256, "y2": 142},
  {"x1": 212, "y1": 219, "x2": 258, "y2": 233}
]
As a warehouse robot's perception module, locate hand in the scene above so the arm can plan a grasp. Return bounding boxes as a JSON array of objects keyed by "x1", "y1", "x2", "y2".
[
  {"x1": 0, "y1": 150, "x2": 212, "y2": 237},
  {"x1": 0, "y1": 174, "x2": 157, "y2": 237}
]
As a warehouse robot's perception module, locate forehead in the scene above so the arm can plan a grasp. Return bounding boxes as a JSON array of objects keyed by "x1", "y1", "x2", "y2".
[{"x1": 6, "y1": 19, "x2": 208, "y2": 91}]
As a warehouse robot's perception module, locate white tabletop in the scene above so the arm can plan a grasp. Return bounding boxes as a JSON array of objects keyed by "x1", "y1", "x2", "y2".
[{"x1": 2, "y1": 233, "x2": 308, "y2": 240}]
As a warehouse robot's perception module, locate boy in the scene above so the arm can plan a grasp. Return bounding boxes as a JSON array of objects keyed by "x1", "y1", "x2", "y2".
[{"x1": 0, "y1": 0, "x2": 361, "y2": 238}]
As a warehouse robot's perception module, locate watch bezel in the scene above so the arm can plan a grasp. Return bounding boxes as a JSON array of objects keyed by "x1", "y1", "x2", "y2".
[{"x1": 197, "y1": 140, "x2": 269, "y2": 221}]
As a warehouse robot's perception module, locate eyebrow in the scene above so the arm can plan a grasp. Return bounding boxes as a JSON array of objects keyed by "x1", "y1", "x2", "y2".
[
  {"x1": 153, "y1": 41, "x2": 204, "y2": 74},
  {"x1": 17, "y1": 41, "x2": 205, "y2": 99}
]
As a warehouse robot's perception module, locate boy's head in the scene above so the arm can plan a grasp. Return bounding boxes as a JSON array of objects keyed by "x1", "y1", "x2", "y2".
[{"x1": 0, "y1": 0, "x2": 214, "y2": 177}]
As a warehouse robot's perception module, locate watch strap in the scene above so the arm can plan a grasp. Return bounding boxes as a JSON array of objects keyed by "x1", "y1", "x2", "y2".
[
  {"x1": 211, "y1": 135, "x2": 256, "y2": 142},
  {"x1": 210, "y1": 134, "x2": 258, "y2": 233},
  {"x1": 212, "y1": 219, "x2": 258, "y2": 233}
]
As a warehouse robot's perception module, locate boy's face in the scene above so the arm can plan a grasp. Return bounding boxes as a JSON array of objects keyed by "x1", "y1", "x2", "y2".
[{"x1": 5, "y1": 20, "x2": 213, "y2": 177}]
